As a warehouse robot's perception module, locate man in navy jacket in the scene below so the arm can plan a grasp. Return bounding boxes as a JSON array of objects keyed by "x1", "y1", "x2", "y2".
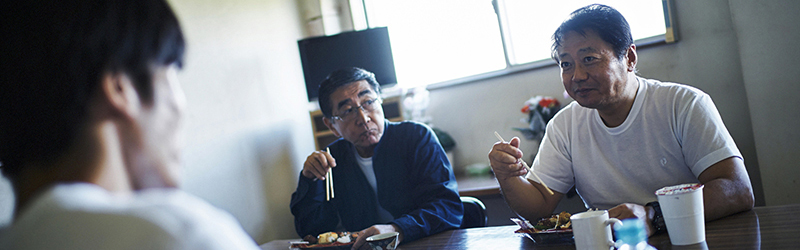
[{"x1": 290, "y1": 68, "x2": 462, "y2": 249}]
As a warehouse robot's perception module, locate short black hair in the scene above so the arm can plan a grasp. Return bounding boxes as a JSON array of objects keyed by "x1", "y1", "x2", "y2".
[
  {"x1": 318, "y1": 67, "x2": 382, "y2": 118},
  {"x1": 0, "y1": 0, "x2": 186, "y2": 179},
  {"x1": 551, "y1": 4, "x2": 633, "y2": 61}
]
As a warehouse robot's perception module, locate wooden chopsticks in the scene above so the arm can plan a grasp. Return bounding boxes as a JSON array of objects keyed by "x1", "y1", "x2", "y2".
[{"x1": 326, "y1": 147, "x2": 334, "y2": 201}]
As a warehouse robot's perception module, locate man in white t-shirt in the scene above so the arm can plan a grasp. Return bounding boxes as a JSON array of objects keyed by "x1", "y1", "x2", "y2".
[
  {"x1": 0, "y1": 1, "x2": 259, "y2": 249},
  {"x1": 488, "y1": 4, "x2": 754, "y2": 236}
]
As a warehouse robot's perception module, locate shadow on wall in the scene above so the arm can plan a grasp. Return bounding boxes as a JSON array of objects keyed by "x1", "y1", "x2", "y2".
[
  {"x1": 181, "y1": 121, "x2": 306, "y2": 244},
  {"x1": 251, "y1": 126, "x2": 302, "y2": 243}
]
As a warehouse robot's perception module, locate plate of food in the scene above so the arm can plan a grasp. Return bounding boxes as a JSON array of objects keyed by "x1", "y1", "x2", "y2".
[
  {"x1": 512, "y1": 211, "x2": 574, "y2": 244},
  {"x1": 290, "y1": 231, "x2": 360, "y2": 249}
]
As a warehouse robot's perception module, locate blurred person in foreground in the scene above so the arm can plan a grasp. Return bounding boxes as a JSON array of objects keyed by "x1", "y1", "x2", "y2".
[
  {"x1": 0, "y1": 0, "x2": 259, "y2": 249},
  {"x1": 488, "y1": 4, "x2": 754, "y2": 236},
  {"x1": 290, "y1": 67, "x2": 462, "y2": 249}
]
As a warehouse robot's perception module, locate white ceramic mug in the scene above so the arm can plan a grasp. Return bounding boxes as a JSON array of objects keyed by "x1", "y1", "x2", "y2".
[{"x1": 570, "y1": 210, "x2": 621, "y2": 250}]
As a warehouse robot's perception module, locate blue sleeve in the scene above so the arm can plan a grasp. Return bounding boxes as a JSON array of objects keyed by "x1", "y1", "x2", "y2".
[
  {"x1": 387, "y1": 124, "x2": 463, "y2": 242},
  {"x1": 289, "y1": 173, "x2": 339, "y2": 238}
]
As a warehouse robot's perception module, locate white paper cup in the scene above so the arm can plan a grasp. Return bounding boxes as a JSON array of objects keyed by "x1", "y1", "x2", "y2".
[
  {"x1": 656, "y1": 183, "x2": 705, "y2": 245},
  {"x1": 570, "y1": 210, "x2": 621, "y2": 250}
]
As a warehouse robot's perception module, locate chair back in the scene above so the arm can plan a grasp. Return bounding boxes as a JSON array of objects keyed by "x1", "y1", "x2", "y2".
[{"x1": 460, "y1": 196, "x2": 487, "y2": 228}]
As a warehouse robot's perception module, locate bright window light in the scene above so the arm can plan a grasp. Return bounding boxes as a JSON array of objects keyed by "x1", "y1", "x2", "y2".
[
  {"x1": 366, "y1": 0, "x2": 506, "y2": 89},
  {"x1": 501, "y1": 0, "x2": 666, "y2": 65},
  {"x1": 360, "y1": 0, "x2": 668, "y2": 89}
]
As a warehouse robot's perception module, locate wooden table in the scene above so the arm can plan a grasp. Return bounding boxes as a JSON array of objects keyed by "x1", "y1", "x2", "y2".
[{"x1": 261, "y1": 204, "x2": 800, "y2": 249}]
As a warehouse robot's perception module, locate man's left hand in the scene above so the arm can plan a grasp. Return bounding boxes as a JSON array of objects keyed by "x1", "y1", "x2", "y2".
[
  {"x1": 608, "y1": 203, "x2": 653, "y2": 236},
  {"x1": 351, "y1": 224, "x2": 402, "y2": 250}
]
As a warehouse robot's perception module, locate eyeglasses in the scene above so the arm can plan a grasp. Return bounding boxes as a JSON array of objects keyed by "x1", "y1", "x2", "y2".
[{"x1": 330, "y1": 98, "x2": 383, "y2": 122}]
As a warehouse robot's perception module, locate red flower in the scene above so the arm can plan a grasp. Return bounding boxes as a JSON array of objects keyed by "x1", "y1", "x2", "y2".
[{"x1": 539, "y1": 98, "x2": 559, "y2": 108}]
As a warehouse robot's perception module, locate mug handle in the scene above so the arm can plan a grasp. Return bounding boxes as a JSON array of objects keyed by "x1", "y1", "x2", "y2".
[
  {"x1": 604, "y1": 218, "x2": 622, "y2": 227},
  {"x1": 604, "y1": 218, "x2": 623, "y2": 247}
]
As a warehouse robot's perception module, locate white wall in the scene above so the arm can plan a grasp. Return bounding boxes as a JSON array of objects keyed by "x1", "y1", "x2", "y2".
[
  {"x1": 728, "y1": 0, "x2": 800, "y2": 206},
  {"x1": 167, "y1": 0, "x2": 312, "y2": 243}
]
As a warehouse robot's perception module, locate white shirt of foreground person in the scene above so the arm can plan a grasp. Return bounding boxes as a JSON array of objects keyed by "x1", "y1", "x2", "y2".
[
  {"x1": 0, "y1": 183, "x2": 260, "y2": 250},
  {"x1": 528, "y1": 77, "x2": 741, "y2": 209}
]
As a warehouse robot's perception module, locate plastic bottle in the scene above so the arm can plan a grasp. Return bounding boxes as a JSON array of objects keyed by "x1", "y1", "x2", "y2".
[{"x1": 614, "y1": 218, "x2": 657, "y2": 250}]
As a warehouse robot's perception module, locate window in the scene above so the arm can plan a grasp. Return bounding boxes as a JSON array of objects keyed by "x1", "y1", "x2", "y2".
[
  {"x1": 354, "y1": 0, "x2": 673, "y2": 89},
  {"x1": 360, "y1": 0, "x2": 507, "y2": 87},
  {"x1": 499, "y1": 0, "x2": 667, "y2": 65}
]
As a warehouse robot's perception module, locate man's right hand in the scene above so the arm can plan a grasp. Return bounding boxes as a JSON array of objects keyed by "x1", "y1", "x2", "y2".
[
  {"x1": 302, "y1": 150, "x2": 336, "y2": 180},
  {"x1": 488, "y1": 137, "x2": 528, "y2": 181},
  {"x1": 488, "y1": 136, "x2": 562, "y2": 221}
]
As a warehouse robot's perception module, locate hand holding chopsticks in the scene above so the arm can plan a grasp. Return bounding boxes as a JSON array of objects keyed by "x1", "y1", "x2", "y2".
[
  {"x1": 493, "y1": 131, "x2": 555, "y2": 195},
  {"x1": 300, "y1": 147, "x2": 336, "y2": 201}
]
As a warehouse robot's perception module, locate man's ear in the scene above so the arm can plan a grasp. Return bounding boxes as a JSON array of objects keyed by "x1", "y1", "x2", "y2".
[
  {"x1": 625, "y1": 44, "x2": 638, "y2": 72},
  {"x1": 100, "y1": 71, "x2": 141, "y2": 119},
  {"x1": 322, "y1": 117, "x2": 342, "y2": 138}
]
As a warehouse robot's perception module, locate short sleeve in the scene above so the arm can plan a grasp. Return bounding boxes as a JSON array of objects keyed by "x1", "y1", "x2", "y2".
[{"x1": 675, "y1": 91, "x2": 742, "y2": 176}]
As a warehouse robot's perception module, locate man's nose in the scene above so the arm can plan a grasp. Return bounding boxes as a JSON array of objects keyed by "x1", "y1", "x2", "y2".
[
  {"x1": 354, "y1": 107, "x2": 371, "y2": 125},
  {"x1": 572, "y1": 64, "x2": 589, "y2": 82}
]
